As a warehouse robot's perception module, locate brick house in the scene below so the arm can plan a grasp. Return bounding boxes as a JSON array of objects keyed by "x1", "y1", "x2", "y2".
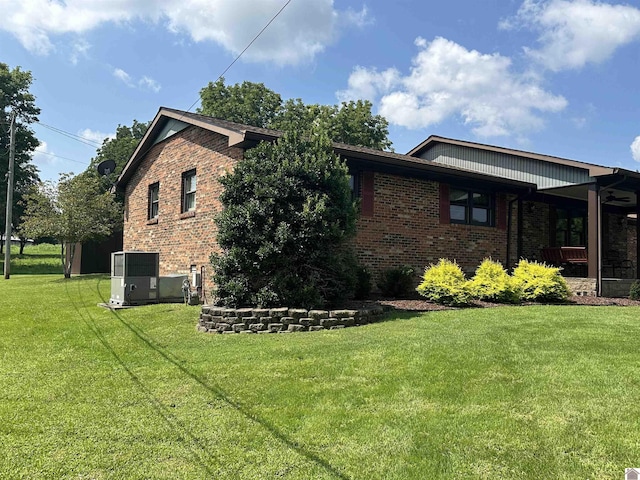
[{"x1": 116, "y1": 107, "x2": 640, "y2": 297}]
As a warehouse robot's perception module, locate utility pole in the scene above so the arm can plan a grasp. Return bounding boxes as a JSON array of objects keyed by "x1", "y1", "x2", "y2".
[{"x1": 4, "y1": 110, "x2": 16, "y2": 279}]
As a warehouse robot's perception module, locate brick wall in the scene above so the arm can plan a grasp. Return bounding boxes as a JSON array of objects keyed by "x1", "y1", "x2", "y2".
[
  {"x1": 520, "y1": 201, "x2": 550, "y2": 262},
  {"x1": 123, "y1": 126, "x2": 243, "y2": 295},
  {"x1": 353, "y1": 171, "x2": 514, "y2": 281}
]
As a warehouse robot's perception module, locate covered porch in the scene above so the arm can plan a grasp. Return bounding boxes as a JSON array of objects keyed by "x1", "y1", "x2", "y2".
[{"x1": 517, "y1": 170, "x2": 640, "y2": 296}]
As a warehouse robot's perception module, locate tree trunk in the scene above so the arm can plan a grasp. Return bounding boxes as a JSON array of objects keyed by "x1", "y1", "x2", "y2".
[
  {"x1": 63, "y1": 242, "x2": 75, "y2": 279},
  {"x1": 19, "y1": 237, "x2": 26, "y2": 255}
]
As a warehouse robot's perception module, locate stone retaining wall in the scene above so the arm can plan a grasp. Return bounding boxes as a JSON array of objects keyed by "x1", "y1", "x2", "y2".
[
  {"x1": 564, "y1": 277, "x2": 597, "y2": 296},
  {"x1": 197, "y1": 306, "x2": 388, "y2": 334}
]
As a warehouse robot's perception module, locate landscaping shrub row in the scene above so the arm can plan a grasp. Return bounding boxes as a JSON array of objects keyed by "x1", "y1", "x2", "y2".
[
  {"x1": 197, "y1": 306, "x2": 387, "y2": 334},
  {"x1": 417, "y1": 258, "x2": 572, "y2": 306}
]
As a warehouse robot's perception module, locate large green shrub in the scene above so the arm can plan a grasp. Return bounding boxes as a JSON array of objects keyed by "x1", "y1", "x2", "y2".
[
  {"x1": 629, "y1": 280, "x2": 640, "y2": 300},
  {"x1": 468, "y1": 258, "x2": 520, "y2": 304},
  {"x1": 377, "y1": 265, "x2": 416, "y2": 297},
  {"x1": 511, "y1": 259, "x2": 571, "y2": 302},
  {"x1": 416, "y1": 259, "x2": 472, "y2": 306},
  {"x1": 211, "y1": 130, "x2": 357, "y2": 308}
]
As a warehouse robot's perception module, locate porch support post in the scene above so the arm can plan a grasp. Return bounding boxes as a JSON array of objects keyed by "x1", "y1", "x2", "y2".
[
  {"x1": 636, "y1": 190, "x2": 640, "y2": 279},
  {"x1": 587, "y1": 183, "x2": 600, "y2": 289}
]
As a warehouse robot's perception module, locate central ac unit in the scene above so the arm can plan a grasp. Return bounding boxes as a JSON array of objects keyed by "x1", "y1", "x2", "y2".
[{"x1": 109, "y1": 251, "x2": 159, "y2": 306}]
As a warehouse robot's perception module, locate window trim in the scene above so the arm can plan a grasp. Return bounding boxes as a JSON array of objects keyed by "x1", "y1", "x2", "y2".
[
  {"x1": 181, "y1": 169, "x2": 196, "y2": 213},
  {"x1": 449, "y1": 187, "x2": 495, "y2": 227},
  {"x1": 148, "y1": 182, "x2": 159, "y2": 220}
]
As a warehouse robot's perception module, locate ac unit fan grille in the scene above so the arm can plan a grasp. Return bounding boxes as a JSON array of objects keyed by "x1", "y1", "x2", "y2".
[{"x1": 126, "y1": 253, "x2": 158, "y2": 277}]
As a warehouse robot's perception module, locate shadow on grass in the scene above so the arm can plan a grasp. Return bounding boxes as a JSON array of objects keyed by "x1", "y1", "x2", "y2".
[
  {"x1": 66, "y1": 276, "x2": 350, "y2": 479},
  {"x1": 63, "y1": 278, "x2": 218, "y2": 477}
]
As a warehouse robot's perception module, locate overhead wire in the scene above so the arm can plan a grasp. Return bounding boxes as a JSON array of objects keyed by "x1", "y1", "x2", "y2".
[
  {"x1": 10, "y1": 0, "x2": 293, "y2": 174},
  {"x1": 181, "y1": 0, "x2": 293, "y2": 115},
  {"x1": 35, "y1": 121, "x2": 103, "y2": 148},
  {"x1": 120, "y1": 0, "x2": 294, "y2": 177}
]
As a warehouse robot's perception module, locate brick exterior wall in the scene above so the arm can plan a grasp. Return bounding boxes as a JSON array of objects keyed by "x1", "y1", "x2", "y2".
[
  {"x1": 123, "y1": 126, "x2": 243, "y2": 295},
  {"x1": 121, "y1": 123, "x2": 639, "y2": 300},
  {"x1": 353, "y1": 171, "x2": 515, "y2": 280},
  {"x1": 520, "y1": 201, "x2": 550, "y2": 262}
]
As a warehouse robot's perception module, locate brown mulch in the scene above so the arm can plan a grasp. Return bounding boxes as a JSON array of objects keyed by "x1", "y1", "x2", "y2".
[{"x1": 342, "y1": 294, "x2": 640, "y2": 312}]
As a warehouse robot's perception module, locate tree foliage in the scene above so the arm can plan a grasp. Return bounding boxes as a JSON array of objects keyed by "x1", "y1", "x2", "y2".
[
  {"x1": 0, "y1": 63, "x2": 41, "y2": 253},
  {"x1": 20, "y1": 174, "x2": 122, "y2": 278},
  {"x1": 198, "y1": 79, "x2": 282, "y2": 128},
  {"x1": 199, "y1": 78, "x2": 392, "y2": 150},
  {"x1": 84, "y1": 120, "x2": 149, "y2": 193},
  {"x1": 211, "y1": 130, "x2": 358, "y2": 308}
]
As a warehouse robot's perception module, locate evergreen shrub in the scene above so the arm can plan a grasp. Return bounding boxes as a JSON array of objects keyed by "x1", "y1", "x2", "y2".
[
  {"x1": 629, "y1": 280, "x2": 640, "y2": 300},
  {"x1": 354, "y1": 265, "x2": 372, "y2": 300},
  {"x1": 210, "y1": 130, "x2": 357, "y2": 308},
  {"x1": 377, "y1": 265, "x2": 416, "y2": 297},
  {"x1": 468, "y1": 258, "x2": 520, "y2": 304},
  {"x1": 416, "y1": 259, "x2": 472, "y2": 306},
  {"x1": 511, "y1": 259, "x2": 571, "y2": 302}
]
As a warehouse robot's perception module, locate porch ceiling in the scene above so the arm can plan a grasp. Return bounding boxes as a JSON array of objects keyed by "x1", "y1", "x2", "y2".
[{"x1": 541, "y1": 184, "x2": 638, "y2": 208}]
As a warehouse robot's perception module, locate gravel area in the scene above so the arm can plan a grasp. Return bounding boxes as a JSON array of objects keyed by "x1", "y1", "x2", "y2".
[{"x1": 343, "y1": 294, "x2": 640, "y2": 312}]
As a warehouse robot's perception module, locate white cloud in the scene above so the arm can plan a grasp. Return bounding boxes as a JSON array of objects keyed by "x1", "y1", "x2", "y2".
[
  {"x1": 338, "y1": 36, "x2": 567, "y2": 137},
  {"x1": 139, "y1": 76, "x2": 161, "y2": 93},
  {"x1": 113, "y1": 68, "x2": 161, "y2": 92},
  {"x1": 78, "y1": 128, "x2": 116, "y2": 145},
  {"x1": 0, "y1": 0, "x2": 371, "y2": 66},
  {"x1": 501, "y1": 0, "x2": 640, "y2": 71},
  {"x1": 113, "y1": 67, "x2": 133, "y2": 86},
  {"x1": 631, "y1": 136, "x2": 640, "y2": 162},
  {"x1": 32, "y1": 141, "x2": 56, "y2": 166},
  {"x1": 70, "y1": 38, "x2": 91, "y2": 65}
]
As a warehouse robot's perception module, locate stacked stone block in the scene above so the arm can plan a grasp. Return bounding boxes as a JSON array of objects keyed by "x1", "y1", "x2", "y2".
[{"x1": 197, "y1": 306, "x2": 387, "y2": 334}]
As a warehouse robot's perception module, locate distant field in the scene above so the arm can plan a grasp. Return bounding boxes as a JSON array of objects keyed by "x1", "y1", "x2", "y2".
[
  {"x1": 0, "y1": 242, "x2": 62, "y2": 275},
  {"x1": 1, "y1": 270, "x2": 640, "y2": 478}
]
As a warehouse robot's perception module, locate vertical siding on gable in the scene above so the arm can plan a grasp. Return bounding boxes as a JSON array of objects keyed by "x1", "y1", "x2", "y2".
[{"x1": 419, "y1": 144, "x2": 592, "y2": 189}]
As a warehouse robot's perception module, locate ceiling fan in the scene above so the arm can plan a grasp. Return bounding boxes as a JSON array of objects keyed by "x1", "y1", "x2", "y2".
[{"x1": 604, "y1": 190, "x2": 631, "y2": 203}]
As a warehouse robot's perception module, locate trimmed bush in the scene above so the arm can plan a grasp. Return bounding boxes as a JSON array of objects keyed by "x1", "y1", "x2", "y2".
[
  {"x1": 210, "y1": 130, "x2": 357, "y2": 308},
  {"x1": 468, "y1": 258, "x2": 520, "y2": 304},
  {"x1": 354, "y1": 265, "x2": 372, "y2": 300},
  {"x1": 511, "y1": 259, "x2": 571, "y2": 302},
  {"x1": 416, "y1": 259, "x2": 472, "y2": 306},
  {"x1": 629, "y1": 280, "x2": 640, "y2": 300},
  {"x1": 377, "y1": 265, "x2": 416, "y2": 297}
]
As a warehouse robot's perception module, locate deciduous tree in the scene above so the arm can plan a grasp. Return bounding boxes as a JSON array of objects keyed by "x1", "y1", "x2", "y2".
[
  {"x1": 198, "y1": 78, "x2": 393, "y2": 150},
  {"x1": 0, "y1": 63, "x2": 40, "y2": 253},
  {"x1": 20, "y1": 174, "x2": 121, "y2": 278},
  {"x1": 84, "y1": 120, "x2": 149, "y2": 193}
]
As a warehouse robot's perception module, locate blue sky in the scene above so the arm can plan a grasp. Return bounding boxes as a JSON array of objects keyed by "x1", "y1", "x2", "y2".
[{"x1": 2, "y1": 0, "x2": 640, "y2": 181}]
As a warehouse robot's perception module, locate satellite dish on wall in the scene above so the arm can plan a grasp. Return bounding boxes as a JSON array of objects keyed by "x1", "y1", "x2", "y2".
[{"x1": 97, "y1": 159, "x2": 116, "y2": 177}]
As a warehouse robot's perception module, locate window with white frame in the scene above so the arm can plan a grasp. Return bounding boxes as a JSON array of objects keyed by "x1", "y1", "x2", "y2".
[
  {"x1": 181, "y1": 170, "x2": 196, "y2": 213},
  {"x1": 148, "y1": 182, "x2": 159, "y2": 219}
]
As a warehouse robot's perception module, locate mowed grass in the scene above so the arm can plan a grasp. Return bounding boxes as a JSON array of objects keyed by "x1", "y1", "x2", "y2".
[
  {"x1": 2, "y1": 273, "x2": 640, "y2": 478},
  {"x1": 0, "y1": 242, "x2": 62, "y2": 275}
]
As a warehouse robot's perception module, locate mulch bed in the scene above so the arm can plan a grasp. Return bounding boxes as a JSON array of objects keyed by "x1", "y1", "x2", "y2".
[{"x1": 342, "y1": 295, "x2": 640, "y2": 312}]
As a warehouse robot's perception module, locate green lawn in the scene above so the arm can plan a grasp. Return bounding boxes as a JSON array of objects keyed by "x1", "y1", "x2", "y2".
[
  {"x1": 0, "y1": 242, "x2": 62, "y2": 275},
  {"x1": 1, "y1": 273, "x2": 640, "y2": 479}
]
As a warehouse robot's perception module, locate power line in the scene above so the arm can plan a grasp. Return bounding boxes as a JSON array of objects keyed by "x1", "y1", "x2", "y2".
[
  {"x1": 32, "y1": 149, "x2": 90, "y2": 165},
  {"x1": 35, "y1": 121, "x2": 104, "y2": 148},
  {"x1": 182, "y1": 0, "x2": 293, "y2": 115}
]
